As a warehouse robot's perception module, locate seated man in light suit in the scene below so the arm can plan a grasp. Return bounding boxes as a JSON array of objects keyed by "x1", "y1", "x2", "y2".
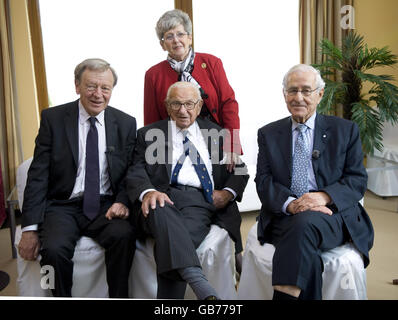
[
  {"x1": 126, "y1": 81, "x2": 248, "y2": 299},
  {"x1": 18, "y1": 58, "x2": 137, "y2": 298},
  {"x1": 255, "y1": 64, "x2": 374, "y2": 300}
]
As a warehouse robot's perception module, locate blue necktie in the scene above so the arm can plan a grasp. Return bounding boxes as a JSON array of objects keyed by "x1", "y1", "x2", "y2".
[
  {"x1": 171, "y1": 134, "x2": 213, "y2": 203},
  {"x1": 291, "y1": 124, "x2": 309, "y2": 198},
  {"x1": 83, "y1": 117, "x2": 100, "y2": 220}
]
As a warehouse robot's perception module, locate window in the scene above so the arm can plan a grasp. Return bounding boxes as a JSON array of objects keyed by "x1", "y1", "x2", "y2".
[
  {"x1": 193, "y1": 0, "x2": 299, "y2": 165},
  {"x1": 39, "y1": 0, "x2": 174, "y2": 127}
]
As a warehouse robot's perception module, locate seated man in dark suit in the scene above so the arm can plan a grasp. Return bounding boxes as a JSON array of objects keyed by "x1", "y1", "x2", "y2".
[
  {"x1": 18, "y1": 58, "x2": 137, "y2": 297},
  {"x1": 255, "y1": 64, "x2": 374, "y2": 300},
  {"x1": 126, "y1": 81, "x2": 248, "y2": 300}
]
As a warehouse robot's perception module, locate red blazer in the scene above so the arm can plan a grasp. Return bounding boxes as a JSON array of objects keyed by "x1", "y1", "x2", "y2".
[{"x1": 144, "y1": 52, "x2": 241, "y2": 153}]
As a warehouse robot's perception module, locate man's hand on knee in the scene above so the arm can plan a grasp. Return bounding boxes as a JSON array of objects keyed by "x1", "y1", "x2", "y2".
[
  {"x1": 288, "y1": 192, "x2": 333, "y2": 215},
  {"x1": 212, "y1": 189, "x2": 234, "y2": 210},
  {"x1": 18, "y1": 231, "x2": 40, "y2": 261},
  {"x1": 141, "y1": 191, "x2": 174, "y2": 217},
  {"x1": 105, "y1": 202, "x2": 130, "y2": 220}
]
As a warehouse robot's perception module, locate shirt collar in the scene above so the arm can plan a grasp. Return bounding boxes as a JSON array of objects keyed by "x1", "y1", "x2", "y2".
[
  {"x1": 291, "y1": 112, "x2": 316, "y2": 132},
  {"x1": 78, "y1": 100, "x2": 105, "y2": 126},
  {"x1": 172, "y1": 120, "x2": 199, "y2": 138}
]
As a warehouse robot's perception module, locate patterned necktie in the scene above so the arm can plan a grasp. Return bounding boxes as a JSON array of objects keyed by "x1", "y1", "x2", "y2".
[
  {"x1": 171, "y1": 133, "x2": 214, "y2": 203},
  {"x1": 291, "y1": 124, "x2": 309, "y2": 198},
  {"x1": 83, "y1": 117, "x2": 100, "y2": 220}
]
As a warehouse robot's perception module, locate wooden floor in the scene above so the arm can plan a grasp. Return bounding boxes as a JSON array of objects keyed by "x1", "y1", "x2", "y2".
[{"x1": 0, "y1": 190, "x2": 397, "y2": 299}]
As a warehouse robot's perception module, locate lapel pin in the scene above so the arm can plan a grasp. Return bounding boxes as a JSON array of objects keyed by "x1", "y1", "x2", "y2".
[{"x1": 201, "y1": 63, "x2": 207, "y2": 69}]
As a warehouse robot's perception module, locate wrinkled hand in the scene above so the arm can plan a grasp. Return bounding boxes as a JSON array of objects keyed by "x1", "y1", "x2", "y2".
[
  {"x1": 105, "y1": 202, "x2": 130, "y2": 220},
  {"x1": 141, "y1": 191, "x2": 174, "y2": 218},
  {"x1": 212, "y1": 189, "x2": 234, "y2": 210},
  {"x1": 226, "y1": 152, "x2": 241, "y2": 173},
  {"x1": 18, "y1": 231, "x2": 40, "y2": 261},
  {"x1": 287, "y1": 192, "x2": 333, "y2": 216}
]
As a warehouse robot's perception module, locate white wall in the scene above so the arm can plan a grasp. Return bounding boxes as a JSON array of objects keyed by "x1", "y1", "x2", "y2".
[
  {"x1": 193, "y1": 0, "x2": 299, "y2": 167},
  {"x1": 193, "y1": 1, "x2": 300, "y2": 211},
  {"x1": 39, "y1": 0, "x2": 174, "y2": 128}
]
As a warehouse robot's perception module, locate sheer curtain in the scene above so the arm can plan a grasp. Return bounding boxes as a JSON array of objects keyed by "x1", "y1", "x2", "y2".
[
  {"x1": 0, "y1": 0, "x2": 23, "y2": 203},
  {"x1": 0, "y1": 159, "x2": 5, "y2": 227},
  {"x1": 299, "y1": 0, "x2": 354, "y2": 65},
  {"x1": 299, "y1": 0, "x2": 354, "y2": 118},
  {"x1": 39, "y1": 0, "x2": 174, "y2": 128}
]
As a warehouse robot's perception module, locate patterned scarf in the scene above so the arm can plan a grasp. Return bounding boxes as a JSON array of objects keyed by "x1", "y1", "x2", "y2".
[{"x1": 167, "y1": 48, "x2": 200, "y2": 87}]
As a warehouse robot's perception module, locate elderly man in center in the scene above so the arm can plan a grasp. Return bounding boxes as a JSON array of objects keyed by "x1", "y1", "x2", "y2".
[
  {"x1": 255, "y1": 64, "x2": 374, "y2": 300},
  {"x1": 127, "y1": 81, "x2": 248, "y2": 300}
]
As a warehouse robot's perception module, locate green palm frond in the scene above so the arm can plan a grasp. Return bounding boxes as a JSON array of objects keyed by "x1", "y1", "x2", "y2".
[
  {"x1": 317, "y1": 80, "x2": 347, "y2": 114},
  {"x1": 351, "y1": 102, "x2": 384, "y2": 153},
  {"x1": 313, "y1": 30, "x2": 398, "y2": 154},
  {"x1": 342, "y1": 32, "x2": 364, "y2": 69},
  {"x1": 318, "y1": 38, "x2": 344, "y2": 65},
  {"x1": 359, "y1": 46, "x2": 398, "y2": 70}
]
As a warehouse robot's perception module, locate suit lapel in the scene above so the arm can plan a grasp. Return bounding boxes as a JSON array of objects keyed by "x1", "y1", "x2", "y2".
[
  {"x1": 312, "y1": 114, "x2": 329, "y2": 185},
  {"x1": 278, "y1": 117, "x2": 293, "y2": 179},
  {"x1": 164, "y1": 119, "x2": 172, "y2": 179},
  {"x1": 64, "y1": 101, "x2": 79, "y2": 167},
  {"x1": 105, "y1": 107, "x2": 117, "y2": 175}
]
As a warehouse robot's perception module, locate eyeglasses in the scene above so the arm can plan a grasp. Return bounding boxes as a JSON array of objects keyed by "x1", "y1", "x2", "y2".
[
  {"x1": 168, "y1": 100, "x2": 200, "y2": 110},
  {"x1": 285, "y1": 88, "x2": 319, "y2": 97},
  {"x1": 85, "y1": 84, "x2": 112, "y2": 94},
  {"x1": 162, "y1": 32, "x2": 189, "y2": 42}
]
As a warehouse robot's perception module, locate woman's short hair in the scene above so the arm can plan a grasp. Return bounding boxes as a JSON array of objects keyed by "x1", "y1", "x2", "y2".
[
  {"x1": 282, "y1": 64, "x2": 325, "y2": 92},
  {"x1": 156, "y1": 9, "x2": 192, "y2": 41},
  {"x1": 74, "y1": 58, "x2": 118, "y2": 86}
]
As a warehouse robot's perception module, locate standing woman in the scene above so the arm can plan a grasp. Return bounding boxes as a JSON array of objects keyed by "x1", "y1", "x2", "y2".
[
  {"x1": 144, "y1": 9, "x2": 244, "y2": 273},
  {"x1": 144, "y1": 9, "x2": 242, "y2": 165}
]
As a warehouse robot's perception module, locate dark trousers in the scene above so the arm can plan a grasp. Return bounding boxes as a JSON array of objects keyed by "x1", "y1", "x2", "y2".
[
  {"x1": 138, "y1": 186, "x2": 215, "y2": 299},
  {"x1": 39, "y1": 197, "x2": 136, "y2": 298},
  {"x1": 270, "y1": 211, "x2": 349, "y2": 300}
]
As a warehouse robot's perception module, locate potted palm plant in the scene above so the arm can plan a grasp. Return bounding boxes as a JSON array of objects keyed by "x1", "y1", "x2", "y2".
[{"x1": 312, "y1": 31, "x2": 398, "y2": 154}]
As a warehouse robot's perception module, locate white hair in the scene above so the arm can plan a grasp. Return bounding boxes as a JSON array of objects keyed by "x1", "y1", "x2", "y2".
[
  {"x1": 165, "y1": 81, "x2": 202, "y2": 101},
  {"x1": 282, "y1": 64, "x2": 325, "y2": 92}
]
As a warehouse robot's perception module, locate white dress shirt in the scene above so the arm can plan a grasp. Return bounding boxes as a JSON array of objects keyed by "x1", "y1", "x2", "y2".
[
  {"x1": 23, "y1": 101, "x2": 112, "y2": 232},
  {"x1": 139, "y1": 120, "x2": 236, "y2": 201},
  {"x1": 170, "y1": 120, "x2": 215, "y2": 188},
  {"x1": 70, "y1": 101, "x2": 112, "y2": 198}
]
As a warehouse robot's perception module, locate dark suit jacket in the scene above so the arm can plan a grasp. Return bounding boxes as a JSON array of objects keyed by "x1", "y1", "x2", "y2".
[
  {"x1": 255, "y1": 113, "x2": 374, "y2": 267},
  {"x1": 21, "y1": 100, "x2": 137, "y2": 228},
  {"x1": 126, "y1": 117, "x2": 248, "y2": 240}
]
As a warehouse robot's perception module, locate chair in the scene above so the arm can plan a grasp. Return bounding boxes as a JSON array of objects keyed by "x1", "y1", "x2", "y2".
[
  {"x1": 237, "y1": 164, "x2": 261, "y2": 212},
  {"x1": 15, "y1": 224, "x2": 236, "y2": 298},
  {"x1": 367, "y1": 118, "x2": 398, "y2": 211},
  {"x1": 12, "y1": 157, "x2": 109, "y2": 297},
  {"x1": 6, "y1": 158, "x2": 33, "y2": 259},
  {"x1": 129, "y1": 224, "x2": 237, "y2": 299},
  {"x1": 237, "y1": 222, "x2": 367, "y2": 300},
  {"x1": 12, "y1": 157, "x2": 237, "y2": 298}
]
